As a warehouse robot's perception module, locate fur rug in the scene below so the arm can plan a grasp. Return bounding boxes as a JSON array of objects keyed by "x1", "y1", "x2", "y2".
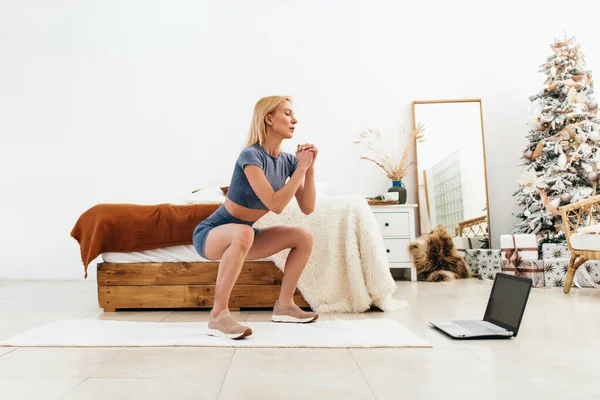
[
  {"x1": 408, "y1": 225, "x2": 470, "y2": 282},
  {"x1": 254, "y1": 195, "x2": 407, "y2": 313}
]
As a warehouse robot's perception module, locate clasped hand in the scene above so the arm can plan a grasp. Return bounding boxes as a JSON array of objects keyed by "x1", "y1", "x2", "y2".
[{"x1": 296, "y1": 143, "x2": 318, "y2": 170}]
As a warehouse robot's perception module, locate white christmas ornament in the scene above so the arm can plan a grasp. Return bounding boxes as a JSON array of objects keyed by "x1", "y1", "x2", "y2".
[
  {"x1": 518, "y1": 169, "x2": 538, "y2": 193},
  {"x1": 528, "y1": 115, "x2": 542, "y2": 131},
  {"x1": 558, "y1": 152, "x2": 568, "y2": 169},
  {"x1": 590, "y1": 131, "x2": 600, "y2": 142}
]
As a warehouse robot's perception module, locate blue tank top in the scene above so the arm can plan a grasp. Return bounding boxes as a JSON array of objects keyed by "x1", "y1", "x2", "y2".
[{"x1": 227, "y1": 144, "x2": 299, "y2": 210}]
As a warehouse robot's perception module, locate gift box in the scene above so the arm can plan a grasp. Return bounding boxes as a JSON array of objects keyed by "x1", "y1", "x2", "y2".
[
  {"x1": 500, "y1": 234, "x2": 544, "y2": 287},
  {"x1": 576, "y1": 264, "x2": 600, "y2": 287},
  {"x1": 500, "y1": 259, "x2": 545, "y2": 287},
  {"x1": 500, "y1": 234, "x2": 538, "y2": 261},
  {"x1": 541, "y1": 242, "x2": 570, "y2": 261},
  {"x1": 542, "y1": 243, "x2": 600, "y2": 288},
  {"x1": 465, "y1": 249, "x2": 502, "y2": 280}
]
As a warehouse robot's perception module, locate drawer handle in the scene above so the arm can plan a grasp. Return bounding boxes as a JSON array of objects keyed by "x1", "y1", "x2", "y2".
[
  {"x1": 384, "y1": 222, "x2": 390, "y2": 227},
  {"x1": 386, "y1": 249, "x2": 390, "y2": 253}
]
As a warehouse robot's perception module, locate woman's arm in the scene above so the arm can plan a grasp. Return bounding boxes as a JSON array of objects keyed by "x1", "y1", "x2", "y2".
[
  {"x1": 294, "y1": 144, "x2": 318, "y2": 215},
  {"x1": 244, "y1": 150, "x2": 313, "y2": 214},
  {"x1": 295, "y1": 167, "x2": 316, "y2": 215}
]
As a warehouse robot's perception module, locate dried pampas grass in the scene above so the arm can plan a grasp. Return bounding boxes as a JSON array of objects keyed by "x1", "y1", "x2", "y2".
[{"x1": 353, "y1": 124, "x2": 425, "y2": 181}]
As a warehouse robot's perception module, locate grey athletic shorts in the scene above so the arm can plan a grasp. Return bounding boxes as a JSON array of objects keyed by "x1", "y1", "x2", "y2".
[{"x1": 192, "y1": 204, "x2": 259, "y2": 259}]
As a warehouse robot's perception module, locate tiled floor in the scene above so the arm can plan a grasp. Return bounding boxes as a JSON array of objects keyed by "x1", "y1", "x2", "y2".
[{"x1": 0, "y1": 278, "x2": 598, "y2": 399}]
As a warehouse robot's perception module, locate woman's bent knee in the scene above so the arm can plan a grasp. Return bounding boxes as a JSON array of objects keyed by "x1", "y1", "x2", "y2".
[
  {"x1": 233, "y1": 225, "x2": 255, "y2": 252},
  {"x1": 202, "y1": 223, "x2": 256, "y2": 260},
  {"x1": 295, "y1": 227, "x2": 313, "y2": 249}
]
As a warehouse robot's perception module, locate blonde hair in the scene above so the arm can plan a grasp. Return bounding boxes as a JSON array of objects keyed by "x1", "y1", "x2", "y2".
[{"x1": 244, "y1": 96, "x2": 293, "y2": 147}]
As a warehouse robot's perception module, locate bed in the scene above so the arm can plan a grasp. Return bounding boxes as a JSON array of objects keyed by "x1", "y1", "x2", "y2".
[
  {"x1": 71, "y1": 196, "x2": 406, "y2": 314},
  {"x1": 71, "y1": 203, "x2": 307, "y2": 312}
]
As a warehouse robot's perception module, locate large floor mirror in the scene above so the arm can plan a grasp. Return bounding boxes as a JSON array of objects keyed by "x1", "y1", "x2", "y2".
[{"x1": 411, "y1": 99, "x2": 491, "y2": 247}]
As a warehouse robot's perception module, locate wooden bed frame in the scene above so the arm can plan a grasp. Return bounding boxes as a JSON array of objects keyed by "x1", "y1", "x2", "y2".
[{"x1": 97, "y1": 261, "x2": 308, "y2": 312}]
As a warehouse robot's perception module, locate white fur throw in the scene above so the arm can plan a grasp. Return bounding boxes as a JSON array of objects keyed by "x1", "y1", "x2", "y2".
[{"x1": 254, "y1": 195, "x2": 408, "y2": 314}]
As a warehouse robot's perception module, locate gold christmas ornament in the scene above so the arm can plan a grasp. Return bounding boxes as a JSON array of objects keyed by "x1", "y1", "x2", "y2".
[{"x1": 561, "y1": 193, "x2": 572, "y2": 203}]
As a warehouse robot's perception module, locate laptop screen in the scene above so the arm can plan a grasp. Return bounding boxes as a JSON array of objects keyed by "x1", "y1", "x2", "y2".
[{"x1": 483, "y1": 274, "x2": 532, "y2": 334}]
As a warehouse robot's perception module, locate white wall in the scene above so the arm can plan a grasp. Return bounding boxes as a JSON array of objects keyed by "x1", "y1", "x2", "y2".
[{"x1": 1, "y1": 0, "x2": 599, "y2": 279}]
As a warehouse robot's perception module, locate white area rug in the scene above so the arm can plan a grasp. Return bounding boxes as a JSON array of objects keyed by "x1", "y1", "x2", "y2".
[{"x1": 0, "y1": 318, "x2": 431, "y2": 348}]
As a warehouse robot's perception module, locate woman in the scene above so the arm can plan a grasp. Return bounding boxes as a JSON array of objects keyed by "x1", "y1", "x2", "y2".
[{"x1": 192, "y1": 96, "x2": 318, "y2": 339}]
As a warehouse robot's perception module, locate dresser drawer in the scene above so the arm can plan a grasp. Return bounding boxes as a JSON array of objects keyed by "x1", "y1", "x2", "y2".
[
  {"x1": 383, "y1": 238, "x2": 411, "y2": 263},
  {"x1": 373, "y1": 212, "x2": 411, "y2": 237}
]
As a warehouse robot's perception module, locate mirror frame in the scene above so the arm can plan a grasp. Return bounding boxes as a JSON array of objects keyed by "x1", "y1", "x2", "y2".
[{"x1": 411, "y1": 98, "x2": 491, "y2": 244}]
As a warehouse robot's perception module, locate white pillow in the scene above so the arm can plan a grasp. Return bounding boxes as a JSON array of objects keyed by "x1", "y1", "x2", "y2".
[
  {"x1": 578, "y1": 224, "x2": 600, "y2": 234},
  {"x1": 185, "y1": 186, "x2": 226, "y2": 204}
]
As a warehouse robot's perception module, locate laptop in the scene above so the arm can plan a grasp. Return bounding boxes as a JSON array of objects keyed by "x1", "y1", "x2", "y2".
[{"x1": 429, "y1": 273, "x2": 532, "y2": 339}]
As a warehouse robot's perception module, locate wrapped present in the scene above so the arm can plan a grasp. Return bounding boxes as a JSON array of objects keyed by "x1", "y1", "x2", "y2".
[
  {"x1": 543, "y1": 258, "x2": 573, "y2": 288},
  {"x1": 465, "y1": 249, "x2": 502, "y2": 280},
  {"x1": 547, "y1": 262, "x2": 600, "y2": 288},
  {"x1": 454, "y1": 236, "x2": 487, "y2": 258},
  {"x1": 542, "y1": 243, "x2": 600, "y2": 288},
  {"x1": 500, "y1": 234, "x2": 544, "y2": 287},
  {"x1": 576, "y1": 264, "x2": 600, "y2": 287},
  {"x1": 542, "y1": 243, "x2": 570, "y2": 261},
  {"x1": 500, "y1": 234, "x2": 538, "y2": 261},
  {"x1": 500, "y1": 259, "x2": 545, "y2": 287}
]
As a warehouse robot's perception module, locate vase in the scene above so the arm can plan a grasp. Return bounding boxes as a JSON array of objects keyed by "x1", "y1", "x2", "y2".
[{"x1": 387, "y1": 180, "x2": 407, "y2": 204}]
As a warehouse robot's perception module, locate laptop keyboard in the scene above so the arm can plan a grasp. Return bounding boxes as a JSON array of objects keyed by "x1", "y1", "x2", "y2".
[{"x1": 452, "y1": 320, "x2": 506, "y2": 334}]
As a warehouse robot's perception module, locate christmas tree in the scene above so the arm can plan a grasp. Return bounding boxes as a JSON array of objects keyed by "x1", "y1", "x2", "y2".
[{"x1": 513, "y1": 36, "x2": 600, "y2": 237}]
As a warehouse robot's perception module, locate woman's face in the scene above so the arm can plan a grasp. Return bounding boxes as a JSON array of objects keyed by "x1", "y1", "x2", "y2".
[{"x1": 266, "y1": 100, "x2": 297, "y2": 139}]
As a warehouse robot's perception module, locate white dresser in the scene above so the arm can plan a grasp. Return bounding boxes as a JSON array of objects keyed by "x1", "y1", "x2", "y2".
[{"x1": 370, "y1": 204, "x2": 417, "y2": 281}]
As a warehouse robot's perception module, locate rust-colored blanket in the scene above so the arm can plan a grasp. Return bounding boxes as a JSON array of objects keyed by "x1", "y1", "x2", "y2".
[{"x1": 71, "y1": 203, "x2": 220, "y2": 278}]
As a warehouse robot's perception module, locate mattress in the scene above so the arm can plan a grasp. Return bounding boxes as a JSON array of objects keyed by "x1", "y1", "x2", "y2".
[{"x1": 101, "y1": 245, "x2": 273, "y2": 263}]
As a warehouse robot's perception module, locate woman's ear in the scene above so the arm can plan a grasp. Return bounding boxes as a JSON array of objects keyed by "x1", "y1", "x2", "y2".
[{"x1": 264, "y1": 114, "x2": 273, "y2": 126}]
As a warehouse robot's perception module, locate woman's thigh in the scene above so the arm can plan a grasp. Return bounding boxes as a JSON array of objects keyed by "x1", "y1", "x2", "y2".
[
  {"x1": 246, "y1": 226, "x2": 313, "y2": 261},
  {"x1": 202, "y1": 223, "x2": 256, "y2": 261}
]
